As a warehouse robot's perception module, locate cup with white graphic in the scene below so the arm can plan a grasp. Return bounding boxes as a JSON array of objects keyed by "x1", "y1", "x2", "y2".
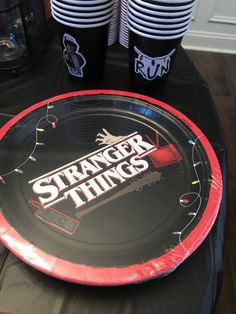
[
  {"x1": 57, "y1": 24, "x2": 110, "y2": 83},
  {"x1": 50, "y1": 0, "x2": 114, "y2": 83},
  {"x1": 127, "y1": 0, "x2": 195, "y2": 93},
  {"x1": 128, "y1": 27, "x2": 184, "y2": 94}
]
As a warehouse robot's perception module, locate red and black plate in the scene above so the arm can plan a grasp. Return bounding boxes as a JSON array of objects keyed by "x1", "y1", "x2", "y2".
[{"x1": 0, "y1": 90, "x2": 222, "y2": 285}]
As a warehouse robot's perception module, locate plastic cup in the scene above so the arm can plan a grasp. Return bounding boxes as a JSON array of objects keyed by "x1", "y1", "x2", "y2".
[
  {"x1": 51, "y1": 3, "x2": 114, "y2": 16},
  {"x1": 52, "y1": 9, "x2": 113, "y2": 23},
  {"x1": 127, "y1": 21, "x2": 187, "y2": 39},
  {"x1": 132, "y1": 0, "x2": 195, "y2": 11},
  {"x1": 55, "y1": 0, "x2": 111, "y2": 5},
  {"x1": 52, "y1": 11, "x2": 112, "y2": 27},
  {"x1": 129, "y1": 1, "x2": 193, "y2": 17},
  {"x1": 147, "y1": 0, "x2": 194, "y2": 5},
  {"x1": 54, "y1": 16, "x2": 110, "y2": 84},
  {"x1": 51, "y1": 0, "x2": 113, "y2": 11},
  {"x1": 128, "y1": 15, "x2": 189, "y2": 34},
  {"x1": 128, "y1": 22, "x2": 185, "y2": 94},
  {"x1": 128, "y1": 10, "x2": 191, "y2": 29},
  {"x1": 128, "y1": 4, "x2": 192, "y2": 23}
]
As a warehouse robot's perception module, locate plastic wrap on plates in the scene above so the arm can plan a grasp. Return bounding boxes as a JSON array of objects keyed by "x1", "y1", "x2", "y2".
[{"x1": 0, "y1": 90, "x2": 222, "y2": 286}]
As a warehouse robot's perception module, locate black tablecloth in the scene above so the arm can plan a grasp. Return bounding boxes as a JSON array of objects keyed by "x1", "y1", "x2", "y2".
[{"x1": 0, "y1": 21, "x2": 227, "y2": 314}]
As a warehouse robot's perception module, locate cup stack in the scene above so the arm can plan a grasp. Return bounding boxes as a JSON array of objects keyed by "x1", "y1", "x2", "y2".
[
  {"x1": 108, "y1": 0, "x2": 120, "y2": 46},
  {"x1": 50, "y1": 0, "x2": 114, "y2": 83},
  {"x1": 127, "y1": 0, "x2": 195, "y2": 93},
  {"x1": 119, "y1": 0, "x2": 129, "y2": 48}
]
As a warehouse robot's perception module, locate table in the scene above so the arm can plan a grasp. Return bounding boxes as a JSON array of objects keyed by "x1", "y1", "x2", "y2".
[{"x1": 0, "y1": 21, "x2": 227, "y2": 314}]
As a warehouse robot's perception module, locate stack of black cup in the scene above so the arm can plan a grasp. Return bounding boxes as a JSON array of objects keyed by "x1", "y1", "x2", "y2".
[
  {"x1": 127, "y1": 0, "x2": 195, "y2": 93},
  {"x1": 51, "y1": 0, "x2": 114, "y2": 83},
  {"x1": 50, "y1": 0, "x2": 196, "y2": 93}
]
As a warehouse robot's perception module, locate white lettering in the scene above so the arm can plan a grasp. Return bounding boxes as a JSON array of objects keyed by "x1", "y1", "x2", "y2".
[
  {"x1": 114, "y1": 141, "x2": 135, "y2": 158},
  {"x1": 48, "y1": 172, "x2": 68, "y2": 192},
  {"x1": 79, "y1": 178, "x2": 104, "y2": 202},
  {"x1": 62, "y1": 165, "x2": 85, "y2": 185},
  {"x1": 32, "y1": 178, "x2": 59, "y2": 206},
  {"x1": 102, "y1": 167, "x2": 126, "y2": 187},
  {"x1": 29, "y1": 132, "x2": 158, "y2": 210},
  {"x1": 116, "y1": 161, "x2": 139, "y2": 178},
  {"x1": 126, "y1": 135, "x2": 155, "y2": 155},
  {"x1": 64, "y1": 186, "x2": 86, "y2": 208},
  {"x1": 88, "y1": 152, "x2": 112, "y2": 168},
  {"x1": 103, "y1": 147, "x2": 124, "y2": 163},
  {"x1": 130, "y1": 155, "x2": 149, "y2": 173}
]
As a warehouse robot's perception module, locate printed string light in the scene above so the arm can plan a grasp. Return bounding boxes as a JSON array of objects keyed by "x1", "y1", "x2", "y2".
[
  {"x1": 172, "y1": 136, "x2": 204, "y2": 256},
  {"x1": 46, "y1": 103, "x2": 57, "y2": 128},
  {"x1": 0, "y1": 102, "x2": 58, "y2": 184},
  {"x1": 0, "y1": 107, "x2": 206, "y2": 260}
]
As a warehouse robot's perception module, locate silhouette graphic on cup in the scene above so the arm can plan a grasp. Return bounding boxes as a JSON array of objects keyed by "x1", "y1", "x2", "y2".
[{"x1": 63, "y1": 33, "x2": 86, "y2": 77}]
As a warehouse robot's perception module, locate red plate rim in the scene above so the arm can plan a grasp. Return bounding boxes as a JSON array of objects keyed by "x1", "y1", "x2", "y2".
[{"x1": 0, "y1": 89, "x2": 222, "y2": 285}]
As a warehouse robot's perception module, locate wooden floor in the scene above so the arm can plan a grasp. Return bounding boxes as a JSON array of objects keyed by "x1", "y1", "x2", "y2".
[{"x1": 186, "y1": 50, "x2": 236, "y2": 314}]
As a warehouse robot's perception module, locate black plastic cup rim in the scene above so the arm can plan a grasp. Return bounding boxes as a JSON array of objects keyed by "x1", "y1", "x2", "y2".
[
  {"x1": 51, "y1": 5, "x2": 114, "y2": 18},
  {"x1": 52, "y1": 8, "x2": 113, "y2": 23},
  {"x1": 130, "y1": 0, "x2": 195, "y2": 12},
  {"x1": 128, "y1": 1, "x2": 194, "y2": 17},
  {"x1": 127, "y1": 20, "x2": 187, "y2": 39},
  {"x1": 52, "y1": 10, "x2": 113, "y2": 28},
  {"x1": 140, "y1": 0, "x2": 195, "y2": 6},
  {"x1": 128, "y1": 10, "x2": 191, "y2": 30},
  {"x1": 127, "y1": 15, "x2": 189, "y2": 34},
  {"x1": 52, "y1": 0, "x2": 114, "y2": 10},
  {"x1": 127, "y1": 4, "x2": 192, "y2": 23}
]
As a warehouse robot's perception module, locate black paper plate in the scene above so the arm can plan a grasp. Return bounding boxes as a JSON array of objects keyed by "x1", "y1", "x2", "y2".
[{"x1": 0, "y1": 90, "x2": 222, "y2": 285}]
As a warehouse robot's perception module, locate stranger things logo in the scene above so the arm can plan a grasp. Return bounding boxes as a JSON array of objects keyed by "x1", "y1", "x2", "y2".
[{"x1": 28, "y1": 130, "x2": 182, "y2": 235}]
